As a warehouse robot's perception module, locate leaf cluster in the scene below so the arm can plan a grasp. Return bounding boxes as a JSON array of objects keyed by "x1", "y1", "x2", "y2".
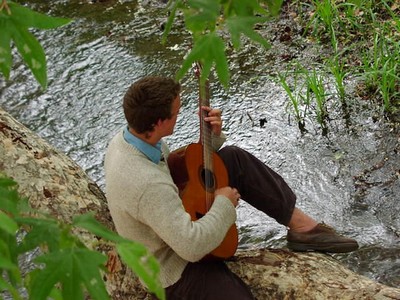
[
  {"x1": 163, "y1": 0, "x2": 283, "y2": 87},
  {"x1": 0, "y1": 1, "x2": 71, "y2": 89},
  {"x1": 0, "y1": 175, "x2": 165, "y2": 300}
]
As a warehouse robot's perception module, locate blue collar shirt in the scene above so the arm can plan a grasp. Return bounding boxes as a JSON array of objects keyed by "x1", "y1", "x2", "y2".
[{"x1": 123, "y1": 126, "x2": 163, "y2": 164}]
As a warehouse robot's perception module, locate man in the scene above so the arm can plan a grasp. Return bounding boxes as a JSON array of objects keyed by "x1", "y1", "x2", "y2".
[{"x1": 104, "y1": 76, "x2": 358, "y2": 299}]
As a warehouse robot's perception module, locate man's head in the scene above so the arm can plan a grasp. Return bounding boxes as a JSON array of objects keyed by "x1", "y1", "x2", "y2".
[{"x1": 123, "y1": 76, "x2": 181, "y2": 135}]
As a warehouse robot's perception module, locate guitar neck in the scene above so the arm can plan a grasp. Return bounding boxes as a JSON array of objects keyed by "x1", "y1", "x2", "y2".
[{"x1": 198, "y1": 75, "x2": 214, "y2": 173}]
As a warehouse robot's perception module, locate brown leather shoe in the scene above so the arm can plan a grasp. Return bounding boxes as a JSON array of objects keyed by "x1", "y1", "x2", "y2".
[{"x1": 287, "y1": 223, "x2": 359, "y2": 253}]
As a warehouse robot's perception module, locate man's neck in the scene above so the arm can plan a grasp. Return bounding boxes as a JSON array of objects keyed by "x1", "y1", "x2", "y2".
[{"x1": 128, "y1": 127, "x2": 159, "y2": 146}]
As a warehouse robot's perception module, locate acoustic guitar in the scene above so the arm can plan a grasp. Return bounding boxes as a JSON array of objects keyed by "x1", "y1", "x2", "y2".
[{"x1": 167, "y1": 63, "x2": 238, "y2": 259}]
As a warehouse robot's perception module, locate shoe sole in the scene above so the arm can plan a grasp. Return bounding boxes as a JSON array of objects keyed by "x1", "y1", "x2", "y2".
[{"x1": 287, "y1": 242, "x2": 359, "y2": 253}]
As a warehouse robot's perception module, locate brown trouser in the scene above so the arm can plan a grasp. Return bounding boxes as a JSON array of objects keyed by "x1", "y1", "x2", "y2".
[
  {"x1": 219, "y1": 145, "x2": 296, "y2": 226},
  {"x1": 163, "y1": 146, "x2": 297, "y2": 299},
  {"x1": 165, "y1": 261, "x2": 254, "y2": 300}
]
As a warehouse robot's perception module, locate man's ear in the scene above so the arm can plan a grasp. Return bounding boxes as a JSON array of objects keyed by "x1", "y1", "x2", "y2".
[{"x1": 154, "y1": 118, "x2": 163, "y2": 128}]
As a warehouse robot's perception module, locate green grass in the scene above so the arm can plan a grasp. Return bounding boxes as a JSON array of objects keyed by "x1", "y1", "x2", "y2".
[
  {"x1": 279, "y1": 0, "x2": 399, "y2": 134},
  {"x1": 278, "y1": 73, "x2": 307, "y2": 132}
]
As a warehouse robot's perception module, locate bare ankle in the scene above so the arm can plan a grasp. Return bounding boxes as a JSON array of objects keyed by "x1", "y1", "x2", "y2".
[{"x1": 287, "y1": 208, "x2": 318, "y2": 233}]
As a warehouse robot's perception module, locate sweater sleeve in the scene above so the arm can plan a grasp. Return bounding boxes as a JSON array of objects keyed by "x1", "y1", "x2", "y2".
[
  {"x1": 211, "y1": 132, "x2": 226, "y2": 151},
  {"x1": 136, "y1": 181, "x2": 236, "y2": 262}
]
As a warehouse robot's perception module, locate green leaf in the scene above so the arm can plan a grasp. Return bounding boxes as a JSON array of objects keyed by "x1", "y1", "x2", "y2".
[
  {"x1": 0, "y1": 236, "x2": 21, "y2": 286},
  {"x1": 9, "y1": 21, "x2": 47, "y2": 88},
  {"x1": 0, "y1": 232, "x2": 20, "y2": 286},
  {"x1": 211, "y1": 40, "x2": 229, "y2": 86},
  {"x1": 162, "y1": 0, "x2": 179, "y2": 43},
  {"x1": 0, "y1": 211, "x2": 18, "y2": 235},
  {"x1": 0, "y1": 277, "x2": 21, "y2": 300},
  {"x1": 226, "y1": 16, "x2": 270, "y2": 49},
  {"x1": 29, "y1": 250, "x2": 81, "y2": 300},
  {"x1": 75, "y1": 214, "x2": 165, "y2": 298},
  {"x1": 48, "y1": 286, "x2": 63, "y2": 300},
  {"x1": 176, "y1": 33, "x2": 229, "y2": 87},
  {"x1": 7, "y1": 2, "x2": 71, "y2": 29},
  {"x1": 0, "y1": 230, "x2": 16, "y2": 259},
  {"x1": 187, "y1": 0, "x2": 220, "y2": 20},
  {"x1": 0, "y1": 187, "x2": 20, "y2": 216},
  {"x1": 0, "y1": 17, "x2": 12, "y2": 79},
  {"x1": 17, "y1": 195, "x2": 32, "y2": 214},
  {"x1": 0, "y1": 257, "x2": 18, "y2": 270},
  {"x1": 72, "y1": 212, "x2": 125, "y2": 243},
  {"x1": 0, "y1": 248, "x2": 21, "y2": 287},
  {"x1": 224, "y1": 0, "x2": 268, "y2": 17},
  {"x1": 117, "y1": 242, "x2": 165, "y2": 300},
  {"x1": 184, "y1": 0, "x2": 220, "y2": 32},
  {"x1": 30, "y1": 248, "x2": 108, "y2": 300},
  {"x1": 65, "y1": 248, "x2": 108, "y2": 300},
  {"x1": 0, "y1": 176, "x2": 18, "y2": 189},
  {"x1": 260, "y1": 0, "x2": 284, "y2": 16},
  {"x1": 16, "y1": 217, "x2": 61, "y2": 253},
  {"x1": 0, "y1": 277, "x2": 10, "y2": 291},
  {"x1": 0, "y1": 2, "x2": 71, "y2": 88}
]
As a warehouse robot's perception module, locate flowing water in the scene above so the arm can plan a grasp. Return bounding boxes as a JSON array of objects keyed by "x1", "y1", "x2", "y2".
[{"x1": 1, "y1": 0, "x2": 399, "y2": 289}]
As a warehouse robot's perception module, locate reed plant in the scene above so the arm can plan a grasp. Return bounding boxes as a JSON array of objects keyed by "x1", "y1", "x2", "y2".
[
  {"x1": 304, "y1": 0, "x2": 339, "y2": 51},
  {"x1": 360, "y1": 23, "x2": 400, "y2": 112},
  {"x1": 336, "y1": 1, "x2": 363, "y2": 33},
  {"x1": 304, "y1": 68, "x2": 328, "y2": 130},
  {"x1": 278, "y1": 73, "x2": 307, "y2": 132},
  {"x1": 285, "y1": 0, "x2": 399, "y2": 131},
  {"x1": 380, "y1": 57, "x2": 399, "y2": 112},
  {"x1": 278, "y1": 65, "x2": 333, "y2": 133},
  {"x1": 328, "y1": 56, "x2": 347, "y2": 104}
]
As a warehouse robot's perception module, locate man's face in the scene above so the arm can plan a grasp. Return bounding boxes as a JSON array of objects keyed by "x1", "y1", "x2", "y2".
[{"x1": 159, "y1": 95, "x2": 181, "y2": 137}]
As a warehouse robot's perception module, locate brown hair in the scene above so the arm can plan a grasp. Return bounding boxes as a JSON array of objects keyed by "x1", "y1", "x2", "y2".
[{"x1": 123, "y1": 76, "x2": 181, "y2": 134}]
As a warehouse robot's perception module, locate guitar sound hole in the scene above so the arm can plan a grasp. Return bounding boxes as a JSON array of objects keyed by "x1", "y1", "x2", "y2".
[{"x1": 201, "y1": 168, "x2": 215, "y2": 191}]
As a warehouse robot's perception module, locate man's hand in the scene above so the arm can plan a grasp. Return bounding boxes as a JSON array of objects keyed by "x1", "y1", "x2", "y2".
[
  {"x1": 201, "y1": 106, "x2": 222, "y2": 136},
  {"x1": 215, "y1": 187, "x2": 240, "y2": 207}
]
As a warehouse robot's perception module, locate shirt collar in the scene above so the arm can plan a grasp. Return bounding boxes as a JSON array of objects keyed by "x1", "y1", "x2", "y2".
[{"x1": 123, "y1": 126, "x2": 162, "y2": 164}]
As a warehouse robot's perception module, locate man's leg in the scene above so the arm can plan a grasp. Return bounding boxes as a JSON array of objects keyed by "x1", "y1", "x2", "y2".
[
  {"x1": 165, "y1": 261, "x2": 254, "y2": 300},
  {"x1": 287, "y1": 207, "x2": 317, "y2": 232},
  {"x1": 218, "y1": 145, "x2": 359, "y2": 253},
  {"x1": 218, "y1": 145, "x2": 297, "y2": 226}
]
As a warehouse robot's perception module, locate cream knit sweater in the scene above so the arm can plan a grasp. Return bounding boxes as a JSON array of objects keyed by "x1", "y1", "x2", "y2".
[{"x1": 104, "y1": 131, "x2": 237, "y2": 288}]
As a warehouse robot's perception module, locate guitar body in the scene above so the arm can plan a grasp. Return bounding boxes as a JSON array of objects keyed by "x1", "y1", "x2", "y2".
[{"x1": 168, "y1": 143, "x2": 238, "y2": 259}]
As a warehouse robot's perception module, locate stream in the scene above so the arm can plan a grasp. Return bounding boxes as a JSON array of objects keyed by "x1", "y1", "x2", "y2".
[{"x1": 0, "y1": 0, "x2": 399, "y2": 289}]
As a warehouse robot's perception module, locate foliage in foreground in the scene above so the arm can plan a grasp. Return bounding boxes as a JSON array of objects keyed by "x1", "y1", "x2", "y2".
[
  {"x1": 0, "y1": 1, "x2": 71, "y2": 89},
  {"x1": 0, "y1": 175, "x2": 165, "y2": 300},
  {"x1": 0, "y1": 0, "x2": 285, "y2": 91},
  {"x1": 163, "y1": 0, "x2": 284, "y2": 87}
]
